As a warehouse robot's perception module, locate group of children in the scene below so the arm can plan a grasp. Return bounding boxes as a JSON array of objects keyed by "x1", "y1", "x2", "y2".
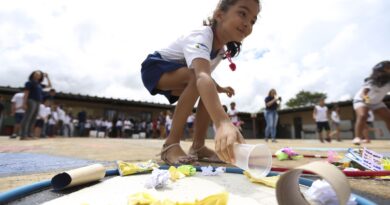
[
  {"x1": 313, "y1": 98, "x2": 386, "y2": 144},
  {"x1": 312, "y1": 99, "x2": 342, "y2": 143},
  {"x1": 10, "y1": 90, "x2": 73, "y2": 139},
  {"x1": 139, "y1": 0, "x2": 389, "y2": 165}
]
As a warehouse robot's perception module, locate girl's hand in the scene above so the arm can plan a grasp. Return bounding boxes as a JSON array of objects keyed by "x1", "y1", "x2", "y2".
[
  {"x1": 360, "y1": 88, "x2": 370, "y2": 103},
  {"x1": 214, "y1": 121, "x2": 245, "y2": 163},
  {"x1": 219, "y1": 86, "x2": 235, "y2": 97}
]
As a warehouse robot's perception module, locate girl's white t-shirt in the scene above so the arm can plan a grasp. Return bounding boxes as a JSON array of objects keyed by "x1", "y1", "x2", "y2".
[
  {"x1": 314, "y1": 105, "x2": 328, "y2": 122},
  {"x1": 354, "y1": 80, "x2": 390, "y2": 104},
  {"x1": 158, "y1": 26, "x2": 224, "y2": 72}
]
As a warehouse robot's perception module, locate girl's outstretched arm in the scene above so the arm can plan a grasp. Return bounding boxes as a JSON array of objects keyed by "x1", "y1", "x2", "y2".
[{"x1": 192, "y1": 58, "x2": 245, "y2": 163}]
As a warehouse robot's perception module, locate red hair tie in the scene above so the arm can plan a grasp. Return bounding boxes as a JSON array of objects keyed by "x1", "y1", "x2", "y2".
[{"x1": 226, "y1": 51, "x2": 236, "y2": 71}]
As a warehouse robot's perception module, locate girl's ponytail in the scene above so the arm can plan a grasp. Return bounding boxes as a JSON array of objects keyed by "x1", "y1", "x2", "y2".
[
  {"x1": 368, "y1": 61, "x2": 390, "y2": 87},
  {"x1": 225, "y1": 41, "x2": 241, "y2": 58}
]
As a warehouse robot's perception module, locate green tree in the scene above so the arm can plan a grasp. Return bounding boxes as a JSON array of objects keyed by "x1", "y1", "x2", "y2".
[{"x1": 286, "y1": 90, "x2": 327, "y2": 108}]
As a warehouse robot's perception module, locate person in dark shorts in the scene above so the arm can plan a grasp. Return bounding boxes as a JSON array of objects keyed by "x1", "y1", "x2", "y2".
[{"x1": 313, "y1": 98, "x2": 331, "y2": 143}]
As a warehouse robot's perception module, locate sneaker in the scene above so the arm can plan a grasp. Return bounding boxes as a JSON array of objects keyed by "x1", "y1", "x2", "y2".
[
  {"x1": 272, "y1": 139, "x2": 277, "y2": 143},
  {"x1": 362, "y1": 139, "x2": 371, "y2": 143},
  {"x1": 352, "y1": 137, "x2": 361, "y2": 145},
  {"x1": 265, "y1": 138, "x2": 268, "y2": 142},
  {"x1": 325, "y1": 138, "x2": 332, "y2": 143},
  {"x1": 10, "y1": 134, "x2": 17, "y2": 139}
]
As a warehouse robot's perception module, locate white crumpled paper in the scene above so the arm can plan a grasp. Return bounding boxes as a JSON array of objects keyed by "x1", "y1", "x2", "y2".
[
  {"x1": 144, "y1": 168, "x2": 170, "y2": 189},
  {"x1": 200, "y1": 166, "x2": 226, "y2": 176},
  {"x1": 305, "y1": 179, "x2": 357, "y2": 205}
]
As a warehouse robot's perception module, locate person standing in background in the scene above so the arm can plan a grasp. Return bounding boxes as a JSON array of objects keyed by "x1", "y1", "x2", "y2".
[
  {"x1": 184, "y1": 111, "x2": 195, "y2": 141},
  {"x1": 165, "y1": 110, "x2": 173, "y2": 137},
  {"x1": 264, "y1": 89, "x2": 281, "y2": 142},
  {"x1": 158, "y1": 111, "x2": 166, "y2": 139},
  {"x1": 77, "y1": 110, "x2": 87, "y2": 136},
  {"x1": 34, "y1": 99, "x2": 50, "y2": 139},
  {"x1": 0, "y1": 96, "x2": 4, "y2": 135},
  {"x1": 63, "y1": 111, "x2": 72, "y2": 137},
  {"x1": 56, "y1": 105, "x2": 66, "y2": 136},
  {"x1": 330, "y1": 104, "x2": 342, "y2": 141},
  {"x1": 20, "y1": 71, "x2": 52, "y2": 140},
  {"x1": 10, "y1": 92, "x2": 25, "y2": 138},
  {"x1": 313, "y1": 98, "x2": 331, "y2": 143}
]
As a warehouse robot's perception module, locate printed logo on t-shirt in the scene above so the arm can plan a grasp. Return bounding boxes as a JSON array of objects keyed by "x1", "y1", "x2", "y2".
[{"x1": 195, "y1": 43, "x2": 209, "y2": 52}]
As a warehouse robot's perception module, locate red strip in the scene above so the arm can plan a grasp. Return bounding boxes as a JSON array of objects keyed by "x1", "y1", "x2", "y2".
[
  {"x1": 271, "y1": 167, "x2": 390, "y2": 177},
  {"x1": 272, "y1": 154, "x2": 328, "y2": 159}
]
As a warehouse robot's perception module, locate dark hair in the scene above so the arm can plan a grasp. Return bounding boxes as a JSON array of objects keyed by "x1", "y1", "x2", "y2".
[
  {"x1": 28, "y1": 70, "x2": 44, "y2": 83},
  {"x1": 204, "y1": 0, "x2": 261, "y2": 58},
  {"x1": 268, "y1": 89, "x2": 276, "y2": 97},
  {"x1": 366, "y1": 61, "x2": 390, "y2": 87}
]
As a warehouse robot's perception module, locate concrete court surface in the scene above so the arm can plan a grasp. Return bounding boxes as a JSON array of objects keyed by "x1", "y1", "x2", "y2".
[{"x1": 0, "y1": 136, "x2": 389, "y2": 204}]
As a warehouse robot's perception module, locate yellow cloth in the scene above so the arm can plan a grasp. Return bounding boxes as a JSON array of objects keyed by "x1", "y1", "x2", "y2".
[
  {"x1": 128, "y1": 192, "x2": 229, "y2": 205},
  {"x1": 382, "y1": 159, "x2": 390, "y2": 170},
  {"x1": 243, "y1": 171, "x2": 279, "y2": 188},
  {"x1": 117, "y1": 160, "x2": 159, "y2": 176},
  {"x1": 168, "y1": 166, "x2": 185, "y2": 181}
]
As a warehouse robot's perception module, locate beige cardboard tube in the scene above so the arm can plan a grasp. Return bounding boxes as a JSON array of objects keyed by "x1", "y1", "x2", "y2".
[
  {"x1": 51, "y1": 164, "x2": 106, "y2": 190},
  {"x1": 276, "y1": 161, "x2": 351, "y2": 205}
]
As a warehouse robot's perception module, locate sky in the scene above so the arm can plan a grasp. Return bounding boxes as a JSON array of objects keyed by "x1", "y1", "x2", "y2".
[{"x1": 0, "y1": 0, "x2": 389, "y2": 112}]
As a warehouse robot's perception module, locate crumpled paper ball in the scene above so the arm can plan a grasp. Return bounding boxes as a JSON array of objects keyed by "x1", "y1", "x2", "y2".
[
  {"x1": 305, "y1": 179, "x2": 357, "y2": 205},
  {"x1": 145, "y1": 168, "x2": 170, "y2": 189}
]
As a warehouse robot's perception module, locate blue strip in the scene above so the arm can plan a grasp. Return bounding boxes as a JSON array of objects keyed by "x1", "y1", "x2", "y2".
[
  {"x1": 0, "y1": 180, "x2": 51, "y2": 204},
  {"x1": 353, "y1": 194, "x2": 377, "y2": 205}
]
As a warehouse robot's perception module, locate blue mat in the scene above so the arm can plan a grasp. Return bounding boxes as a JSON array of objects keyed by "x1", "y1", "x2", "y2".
[{"x1": 0, "y1": 153, "x2": 100, "y2": 177}]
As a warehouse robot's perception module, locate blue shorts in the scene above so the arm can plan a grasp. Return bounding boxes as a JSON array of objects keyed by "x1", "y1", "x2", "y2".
[
  {"x1": 187, "y1": 122, "x2": 194, "y2": 129},
  {"x1": 141, "y1": 52, "x2": 185, "y2": 104},
  {"x1": 35, "y1": 119, "x2": 44, "y2": 128},
  {"x1": 14, "y1": 113, "x2": 25, "y2": 124}
]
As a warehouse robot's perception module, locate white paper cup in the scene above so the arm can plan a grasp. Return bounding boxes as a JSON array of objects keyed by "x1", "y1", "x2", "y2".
[{"x1": 233, "y1": 143, "x2": 272, "y2": 178}]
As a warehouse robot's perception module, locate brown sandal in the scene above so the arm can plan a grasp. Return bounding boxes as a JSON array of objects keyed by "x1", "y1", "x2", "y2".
[
  {"x1": 188, "y1": 145, "x2": 225, "y2": 164},
  {"x1": 157, "y1": 143, "x2": 198, "y2": 166}
]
